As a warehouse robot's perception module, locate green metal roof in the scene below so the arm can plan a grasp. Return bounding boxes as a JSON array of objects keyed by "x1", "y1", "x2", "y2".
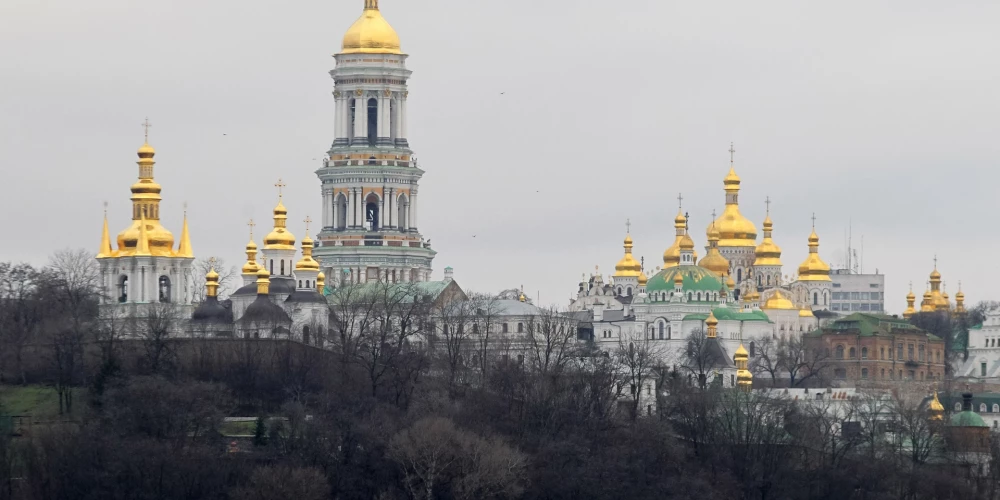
[
  {"x1": 826, "y1": 312, "x2": 938, "y2": 339},
  {"x1": 951, "y1": 411, "x2": 988, "y2": 428},
  {"x1": 711, "y1": 307, "x2": 771, "y2": 322},
  {"x1": 646, "y1": 265, "x2": 727, "y2": 294}
]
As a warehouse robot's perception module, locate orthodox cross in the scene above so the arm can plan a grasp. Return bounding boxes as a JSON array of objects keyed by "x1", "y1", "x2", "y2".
[
  {"x1": 765, "y1": 196, "x2": 771, "y2": 215},
  {"x1": 103, "y1": 201, "x2": 108, "y2": 216},
  {"x1": 141, "y1": 118, "x2": 152, "y2": 142},
  {"x1": 625, "y1": 218, "x2": 631, "y2": 234},
  {"x1": 303, "y1": 215, "x2": 312, "y2": 234},
  {"x1": 909, "y1": 281, "x2": 913, "y2": 292},
  {"x1": 640, "y1": 256, "x2": 645, "y2": 272},
  {"x1": 275, "y1": 178, "x2": 286, "y2": 199},
  {"x1": 729, "y1": 142, "x2": 735, "y2": 164},
  {"x1": 208, "y1": 256, "x2": 217, "y2": 270},
  {"x1": 933, "y1": 254, "x2": 938, "y2": 269},
  {"x1": 247, "y1": 218, "x2": 256, "y2": 239},
  {"x1": 684, "y1": 212, "x2": 690, "y2": 230},
  {"x1": 811, "y1": 212, "x2": 817, "y2": 229},
  {"x1": 183, "y1": 201, "x2": 188, "y2": 216},
  {"x1": 677, "y1": 193, "x2": 683, "y2": 210}
]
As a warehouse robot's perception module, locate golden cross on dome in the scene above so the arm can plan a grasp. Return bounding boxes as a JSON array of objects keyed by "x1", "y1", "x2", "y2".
[
  {"x1": 208, "y1": 256, "x2": 217, "y2": 269},
  {"x1": 765, "y1": 196, "x2": 771, "y2": 215},
  {"x1": 933, "y1": 254, "x2": 938, "y2": 269},
  {"x1": 909, "y1": 281, "x2": 913, "y2": 291},
  {"x1": 275, "y1": 178, "x2": 286, "y2": 199},
  {"x1": 141, "y1": 118, "x2": 152, "y2": 142},
  {"x1": 303, "y1": 215, "x2": 313, "y2": 234},
  {"x1": 183, "y1": 201, "x2": 188, "y2": 216},
  {"x1": 711, "y1": 208, "x2": 717, "y2": 220},
  {"x1": 247, "y1": 218, "x2": 256, "y2": 239},
  {"x1": 625, "y1": 218, "x2": 631, "y2": 234},
  {"x1": 729, "y1": 142, "x2": 735, "y2": 164},
  {"x1": 811, "y1": 212, "x2": 817, "y2": 229},
  {"x1": 103, "y1": 201, "x2": 108, "y2": 216},
  {"x1": 677, "y1": 193, "x2": 683, "y2": 210}
]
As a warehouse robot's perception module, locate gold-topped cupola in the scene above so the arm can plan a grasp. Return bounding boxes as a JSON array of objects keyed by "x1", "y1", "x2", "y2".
[
  {"x1": 296, "y1": 216, "x2": 321, "y2": 272},
  {"x1": 115, "y1": 120, "x2": 177, "y2": 257},
  {"x1": 613, "y1": 221, "x2": 642, "y2": 278},
  {"x1": 264, "y1": 179, "x2": 296, "y2": 251},
  {"x1": 707, "y1": 144, "x2": 758, "y2": 247},
  {"x1": 796, "y1": 215, "x2": 831, "y2": 282},
  {"x1": 340, "y1": 0, "x2": 402, "y2": 55}
]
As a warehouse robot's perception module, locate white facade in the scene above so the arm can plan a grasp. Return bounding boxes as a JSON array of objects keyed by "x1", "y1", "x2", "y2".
[
  {"x1": 314, "y1": 47, "x2": 435, "y2": 286},
  {"x1": 829, "y1": 270, "x2": 886, "y2": 314},
  {"x1": 957, "y1": 309, "x2": 1000, "y2": 380}
]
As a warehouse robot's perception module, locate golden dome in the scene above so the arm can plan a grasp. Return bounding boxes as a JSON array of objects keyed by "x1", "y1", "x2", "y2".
[
  {"x1": 205, "y1": 265, "x2": 220, "y2": 298},
  {"x1": 705, "y1": 311, "x2": 718, "y2": 328},
  {"x1": 663, "y1": 210, "x2": 687, "y2": 268},
  {"x1": 341, "y1": 1, "x2": 402, "y2": 55},
  {"x1": 707, "y1": 166, "x2": 758, "y2": 247},
  {"x1": 920, "y1": 289, "x2": 934, "y2": 312},
  {"x1": 699, "y1": 224, "x2": 731, "y2": 277},
  {"x1": 137, "y1": 142, "x2": 155, "y2": 156},
  {"x1": 256, "y1": 265, "x2": 271, "y2": 295},
  {"x1": 316, "y1": 271, "x2": 326, "y2": 294},
  {"x1": 796, "y1": 229, "x2": 831, "y2": 281},
  {"x1": 638, "y1": 273, "x2": 648, "y2": 286},
  {"x1": 930, "y1": 269, "x2": 942, "y2": 281},
  {"x1": 614, "y1": 233, "x2": 643, "y2": 278},
  {"x1": 762, "y1": 289, "x2": 795, "y2": 310},
  {"x1": 673, "y1": 273, "x2": 684, "y2": 287},
  {"x1": 295, "y1": 232, "x2": 321, "y2": 272},
  {"x1": 114, "y1": 138, "x2": 179, "y2": 257},
  {"x1": 753, "y1": 215, "x2": 782, "y2": 267},
  {"x1": 799, "y1": 308, "x2": 814, "y2": 318},
  {"x1": 929, "y1": 391, "x2": 945, "y2": 413},
  {"x1": 264, "y1": 198, "x2": 296, "y2": 250},
  {"x1": 242, "y1": 221, "x2": 261, "y2": 275},
  {"x1": 734, "y1": 343, "x2": 749, "y2": 359}
]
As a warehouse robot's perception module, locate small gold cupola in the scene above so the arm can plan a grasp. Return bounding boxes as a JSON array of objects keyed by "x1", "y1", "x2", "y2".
[
  {"x1": 753, "y1": 201, "x2": 782, "y2": 267},
  {"x1": 903, "y1": 282, "x2": 917, "y2": 319},
  {"x1": 205, "y1": 263, "x2": 220, "y2": 298},
  {"x1": 340, "y1": 0, "x2": 402, "y2": 55},
  {"x1": 796, "y1": 215, "x2": 831, "y2": 282},
  {"x1": 316, "y1": 271, "x2": 326, "y2": 294},
  {"x1": 705, "y1": 311, "x2": 718, "y2": 338},
  {"x1": 256, "y1": 258, "x2": 271, "y2": 295},
  {"x1": 734, "y1": 343, "x2": 753, "y2": 392},
  {"x1": 295, "y1": 216, "x2": 321, "y2": 272},
  {"x1": 955, "y1": 282, "x2": 967, "y2": 314},
  {"x1": 699, "y1": 217, "x2": 731, "y2": 277},
  {"x1": 264, "y1": 179, "x2": 296, "y2": 250},
  {"x1": 242, "y1": 219, "x2": 261, "y2": 276},
  {"x1": 707, "y1": 144, "x2": 758, "y2": 247},
  {"x1": 663, "y1": 205, "x2": 687, "y2": 268}
]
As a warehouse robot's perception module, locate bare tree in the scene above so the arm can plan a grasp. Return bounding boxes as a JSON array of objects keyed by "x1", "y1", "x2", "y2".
[
  {"x1": 497, "y1": 288, "x2": 532, "y2": 304},
  {"x1": 889, "y1": 390, "x2": 943, "y2": 465},
  {"x1": 751, "y1": 336, "x2": 782, "y2": 384},
  {"x1": 615, "y1": 327, "x2": 666, "y2": 419},
  {"x1": 192, "y1": 257, "x2": 239, "y2": 301},
  {"x1": 524, "y1": 306, "x2": 577, "y2": 377},
  {"x1": 466, "y1": 293, "x2": 502, "y2": 387},
  {"x1": 138, "y1": 303, "x2": 182, "y2": 375},
  {"x1": 681, "y1": 329, "x2": 719, "y2": 389},
  {"x1": 781, "y1": 336, "x2": 830, "y2": 387},
  {"x1": 327, "y1": 281, "x2": 382, "y2": 384},
  {"x1": 435, "y1": 299, "x2": 474, "y2": 391},
  {"x1": 0, "y1": 263, "x2": 42, "y2": 384}
]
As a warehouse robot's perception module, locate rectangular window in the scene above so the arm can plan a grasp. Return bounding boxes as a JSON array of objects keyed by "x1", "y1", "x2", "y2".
[
  {"x1": 983, "y1": 362, "x2": 988, "y2": 377},
  {"x1": 908, "y1": 344, "x2": 914, "y2": 361},
  {"x1": 919, "y1": 345, "x2": 925, "y2": 362},
  {"x1": 860, "y1": 303, "x2": 871, "y2": 311},
  {"x1": 870, "y1": 303, "x2": 882, "y2": 312},
  {"x1": 832, "y1": 283, "x2": 841, "y2": 288},
  {"x1": 870, "y1": 283, "x2": 880, "y2": 288},
  {"x1": 852, "y1": 303, "x2": 861, "y2": 311},
  {"x1": 851, "y1": 292, "x2": 860, "y2": 300},
  {"x1": 897, "y1": 344, "x2": 903, "y2": 360},
  {"x1": 832, "y1": 304, "x2": 841, "y2": 311}
]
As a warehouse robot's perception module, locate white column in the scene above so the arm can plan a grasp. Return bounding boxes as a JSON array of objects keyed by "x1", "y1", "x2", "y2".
[
  {"x1": 334, "y1": 96, "x2": 343, "y2": 139},
  {"x1": 357, "y1": 189, "x2": 366, "y2": 229},
  {"x1": 400, "y1": 96, "x2": 408, "y2": 139},
  {"x1": 354, "y1": 94, "x2": 367, "y2": 141},
  {"x1": 387, "y1": 188, "x2": 395, "y2": 228},
  {"x1": 378, "y1": 192, "x2": 385, "y2": 230},
  {"x1": 321, "y1": 191, "x2": 330, "y2": 228},
  {"x1": 330, "y1": 191, "x2": 338, "y2": 229},
  {"x1": 381, "y1": 94, "x2": 391, "y2": 139},
  {"x1": 392, "y1": 98, "x2": 401, "y2": 140},
  {"x1": 410, "y1": 191, "x2": 418, "y2": 230},
  {"x1": 342, "y1": 96, "x2": 351, "y2": 141}
]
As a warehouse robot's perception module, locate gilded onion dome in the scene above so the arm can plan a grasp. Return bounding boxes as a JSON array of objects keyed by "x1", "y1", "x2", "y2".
[
  {"x1": 637, "y1": 272, "x2": 648, "y2": 287},
  {"x1": 955, "y1": 283, "x2": 966, "y2": 314},
  {"x1": 663, "y1": 211, "x2": 687, "y2": 268},
  {"x1": 707, "y1": 162, "x2": 758, "y2": 247},
  {"x1": 316, "y1": 271, "x2": 326, "y2": 294},
  {"x1": 699, "y1": 223, "x2": 731, "y2": 277},
  {"x1": 205, "y1": 265, "x2": 220, "y2": 298},
  {"x1": 796, "y1": 228, "x2": 831, "y2": 281},
  {"x1": 928, "y1": 265, "x2": 950, "y2": 311},
  {"x1": 762, "y1": 288, "x2": 795, "y2": 310},
  {"x1": 295, "y1": 230, "x2": 321, "y2": 272},
  {"x1": 256, "y1": 263, "x2": 271, "y2": 295},
  {"x1": 753, "y1": 214, "x2": 782, "y2": 267},
  {"x1": 903, "y1": 285, "x2": 917, "y2": 319},
  {"x1": 928, "y1": 392, "x2": 945, "y2": 421},
  {"x1": 798, "y1": 307, "x2": 815, "y2": 318},
  {"x1": 341, "y1": 0, "x2": 402, "y2": 55},
  {"x1": 614, "y1": 233, "x2": 643, "y2": 278},
  {"x1": 734, "y1": 344, "x2": 753, "y2": 392},
  {"x1": 705, "y1": 311, "x2": 718, "y2": 338},
  {"x1": 264, "y1": 197, "x2": 296, "y2": 250},
  {"x1": 115, "y1": 139, "x2": 178, "y2": 257},
  {"x1": 242, "y1": 222, "x2": 261, "y2": 275},
  {"x1": 920, "y1": 288, "x2": 934, "y2": 313}
]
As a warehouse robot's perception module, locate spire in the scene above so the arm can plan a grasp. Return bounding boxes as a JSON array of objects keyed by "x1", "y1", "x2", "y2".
[
  {"x1": 176, "y1": 204, "x2": 194, "y2": 258},
  {"x1": 242, "y1": 218, "x2": 261, "y2": 276},
  {"x1": 519, "y1": 285, "x2": 526, "y2": 302},
  {"x1": 135, "y1": 213, "x2": 151, "y2": 256},
  {"x1": 955, "y1": 281, "x2": 966, "y2": 314},
  {"x1": 903, "y1": 282, "x2": 917, "y2": 319},
  {"x1": 98, "y1": 202, "x2": 114, "y2": 258}
]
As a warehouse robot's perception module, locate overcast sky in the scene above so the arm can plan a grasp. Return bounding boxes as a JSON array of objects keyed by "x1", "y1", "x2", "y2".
[{"x1": 2, "y1": 0, "x2": 998, "y2": 312}]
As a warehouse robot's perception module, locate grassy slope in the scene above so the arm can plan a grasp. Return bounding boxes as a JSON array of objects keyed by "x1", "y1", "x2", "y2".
[{"x1": 0, "y1": 385, "x2": 78, "y2": 418}]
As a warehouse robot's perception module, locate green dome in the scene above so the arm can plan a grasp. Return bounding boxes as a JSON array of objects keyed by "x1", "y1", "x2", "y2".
[
  {"x1": 951, "y1": 411, "x2": 989, "y2": 428},
  {"x1": 646, "y1": 265, "x2": 727, "y2": 295}
]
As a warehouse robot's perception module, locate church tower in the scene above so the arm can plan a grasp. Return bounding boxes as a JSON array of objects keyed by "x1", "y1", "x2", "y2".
[
  {"x1": 706, "y1": 145, "x2": 758, "y2": 295},
  {"x1": 314, "y1": 0, "x2": 435, "y2": 287},
  {"x1": 96, "y1": 121, "x2": 195, "y2": 315}
]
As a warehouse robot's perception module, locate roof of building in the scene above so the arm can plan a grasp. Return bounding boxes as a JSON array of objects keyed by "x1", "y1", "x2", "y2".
[
  {"x1": 285, "y1": 290, "x2": 328, "y2": 304},
  {"x1": 645, "y1": 265, "x2": 727, "y2": 294},
  {"x1": 240, "y1": 295, "x2": 292, "y2": 325},
  {"x1": 951, "y1": 411, "x2": 989, "y2": 428},
  {"x1": 704, "y1": 337, "x2": 736, "y2": 370},
  {"x1": 325, "y1": 280, "x2": 465, "y2": 305},
  {"x1": 684, "y1": 307, "x2": 771, "y2": 323},
  {"x1": 233, "y1": 277, "x2": 297, "y2": 297},
  {"x1": 191, "y1": 296, "x2": 233, "y2": 323},
  {"x1": 805, "y1": 312, "x2": 940, "y2": 340}
]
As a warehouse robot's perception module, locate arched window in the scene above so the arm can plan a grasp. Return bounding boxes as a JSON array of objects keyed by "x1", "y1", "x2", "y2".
[
  {"x1": 955, "y1": 403, "x2": 962, "y2": 411},
  {"x1": 835, "y1": 345, "x2": 845, "y2": 359},
  {"x1": 337, "y1": 193, "x2": 348, "y2": 229},
  {"x1": 365, "y1": 193, "x2": 380, "y2": 231},
  {"x1": 280, "y1": 260, "x2": 285, "y2": 276},
  {"x1": 502, "y1": 323, "x2": 508, "y2": 333},
  {"x1": 737, "y1": 268, "x2": 743, "y2": 283},
  {"x1": 303, "y1": 326, "x2": 311, "y2": 345},
  {"x1": 993, "y1": 404, "x2": 999, "y2": 413},
  {"x1": 687, "y1": 292, "x2": 693, "y2": 301},
  {"x1": 627, "y1": 287, "x2": 632, "y2": 297},
  {"x1": 757, "y1": 275, "x2": 762, "y2": 287},
  {"x1": 118, "y1": 275, "x2": 128, "y2": 303},
  {"x1": 658, "y1": 322, "x2": 665, "y2": 339},
  {"x1": 298, "y1": 280, "x2": 302, "y2": 288},
  {"x1": 849, "y1": 347, "x2": 856, "y2": 359},
  {"x1": 766, "y1": 275, "x2": 771, "y2": 286},
  {"x1": 824, "y1": 292, "x2": 828, "y2": 305},
  {"x1": 881, "y1": 347, "x2": 885, "y2": 360},
  {"x1": 861, "y1": 347, "x2": 868, "y2": 359},
  {"x1": 697, "y1": 292, "x2": 702, "y2": 301},
  {"x1": 367, "y1": 97, "x2": 378, "y2": 146},
  {"x1": 617, "y1": 287, "x2": 622, "y2": 296},
  {"x1": 158, "y1": 276, "x2": 171, "y2": 303},
  {"x1": 880, "y1": 368, "x2": 885, "y2": 379},
  {"x1": 813, "y1": 292, "x2": 818, "y2": 306},
  {"x1": 981, "y1": 403, "x2": 988, "y2": 413},
  {"x1": 270, "y1": 260, "x2": 274, "y2": 275}
]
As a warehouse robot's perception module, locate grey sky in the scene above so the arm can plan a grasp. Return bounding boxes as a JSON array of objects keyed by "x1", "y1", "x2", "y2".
[{"x1": 2, "y1": 0, "x2": 998, "y2": 311}]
